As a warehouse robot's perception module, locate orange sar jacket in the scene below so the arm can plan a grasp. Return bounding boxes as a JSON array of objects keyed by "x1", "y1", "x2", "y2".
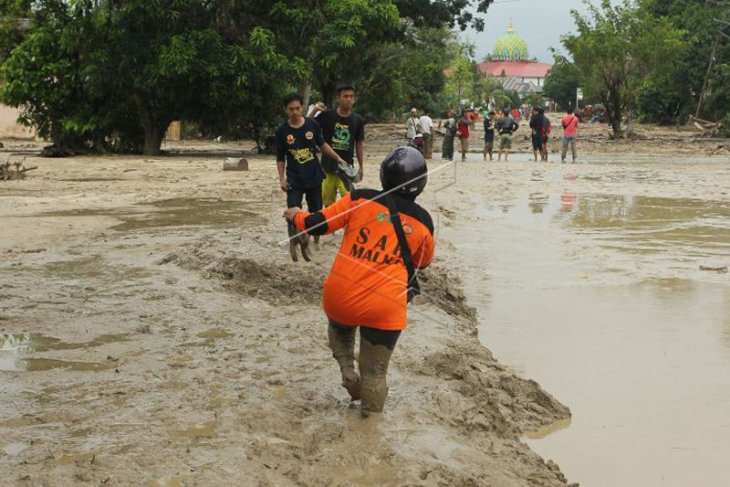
[{"x1": 293, "y1": 189, "x2": 435, "y2": 331}]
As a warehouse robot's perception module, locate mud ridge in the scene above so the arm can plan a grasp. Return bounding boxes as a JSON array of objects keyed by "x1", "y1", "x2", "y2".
[
  {"x1": 417, "y1": 268, "x2": 570, "y2": 432},
  {"x1": 161, "y1": 240, "x2": 326, "y2": 306}
]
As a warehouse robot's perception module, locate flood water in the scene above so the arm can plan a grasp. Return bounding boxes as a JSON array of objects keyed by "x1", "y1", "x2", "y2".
[{"x1": 461, "y1": 186, "x2": 730, "y2": 486}]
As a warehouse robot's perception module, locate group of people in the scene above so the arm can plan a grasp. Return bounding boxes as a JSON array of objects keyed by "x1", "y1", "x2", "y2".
[
  {"x1": 408, "y1": 106, "x2": 580, "y2": 164},
  {"x1": 276, "y1": 85, "x2": 435, "y2": 418},
  {"x1": 274, "y1": 88, "x2": 582, "y2": 418},
  {"x1": 275, "y1": 84, "x2": 365, "y2": 216}
]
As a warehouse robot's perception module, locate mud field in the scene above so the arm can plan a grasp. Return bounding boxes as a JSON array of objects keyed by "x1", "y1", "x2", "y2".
[{"x1": 1, "y1": 122, "x2": 729, "y2": 487}]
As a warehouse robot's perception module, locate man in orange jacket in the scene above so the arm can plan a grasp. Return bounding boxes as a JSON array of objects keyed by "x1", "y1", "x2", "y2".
[{"x1": 283, "y1": 147, "x2": 435, "y2": 416}]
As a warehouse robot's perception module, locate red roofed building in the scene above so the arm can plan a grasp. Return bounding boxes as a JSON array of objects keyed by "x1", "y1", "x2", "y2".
[{"x1": 477, "y1": 24, "x2": 552, "y2": 92}]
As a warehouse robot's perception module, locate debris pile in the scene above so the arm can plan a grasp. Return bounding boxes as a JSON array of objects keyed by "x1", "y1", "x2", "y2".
[{"x1": 1, "y1": 158, "x2": 37, "y2": 180}]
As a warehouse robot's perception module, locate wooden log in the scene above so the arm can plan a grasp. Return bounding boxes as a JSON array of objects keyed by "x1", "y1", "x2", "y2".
[{"x1": 223, "y1": 158, "x2": 248, "y2": 171}]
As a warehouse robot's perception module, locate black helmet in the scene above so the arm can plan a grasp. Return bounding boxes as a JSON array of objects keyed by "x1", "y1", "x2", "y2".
[{"x1": 380, "y1": 147, "x2": 427, "y2": 198}]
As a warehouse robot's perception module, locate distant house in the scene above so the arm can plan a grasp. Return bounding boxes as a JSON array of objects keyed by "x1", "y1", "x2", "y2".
[{"x1": 477, "y1": 23, "x2": 552, "y2": 93}]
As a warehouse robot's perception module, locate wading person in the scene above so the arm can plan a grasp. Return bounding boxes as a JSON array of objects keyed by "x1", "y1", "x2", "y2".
[
  {"x1": 457, "y1": 111, "x2": 471, "y2": 162},
  {"x1": 405, "y1": 108, "x2": 419, "y2": 142},
  {"x1": 283, "y1": 147, "x2": 435, "y2": 417},
  {"x1": 313, "y1": 84, "x2": 365, "y2": 206},
  {"x1": 418, "y1": 110, "x2": 434, "y2": 159},
  {"x1": 276, "y1": 93, "x2": 347, "y2": 235},
  {"x1": 440, "y1": 109, "x2": 456, "y2": 161},
  {"x1": 529, "y1": 106, "x2": 545, "y2": 162},
  {"x1": 561, "y1": 107, "x2": 579, "y2": 163},
  {"x1": 483, "y1": 111, "x2": 495, "y2": 161},
  {"x1": 496, "y1": 108, "x2": 519, "y2": 162},
  {"x1": 540, "y1": 107, "x2": 552, "y2": 162}
]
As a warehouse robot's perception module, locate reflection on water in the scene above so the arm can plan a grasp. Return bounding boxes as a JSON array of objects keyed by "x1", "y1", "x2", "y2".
[
  {"x1": 0, "y1": 333, "x2": 125, "y2": 372},
  {"x1": 567, "y1": 195, "x2": 730, "y2": 255},
  {"x1": 467, "y1": 192, "x2": 730, "y2": 487}
]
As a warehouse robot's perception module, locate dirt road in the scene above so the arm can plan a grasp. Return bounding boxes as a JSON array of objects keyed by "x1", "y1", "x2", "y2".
[{"x1": 1, "y1": 138, "x2": 573, "y2": 486}]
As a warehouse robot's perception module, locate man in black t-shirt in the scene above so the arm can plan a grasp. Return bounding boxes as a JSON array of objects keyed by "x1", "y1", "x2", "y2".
[
  {"x1": 312, "y1": 84, "x2": 365, "y2": 207},
  {"x1": 275, "y1": 93, "x2": 347, "y2": 212},
  {"x1": 483, "y1": 111, "x2": 496, "y2": 161},
  {"x1": 496, "y1": 109, "x2": 519, "y2": 162},
  {"x1": 529, "y1": 107, "x2": 545, "y2": 162}
]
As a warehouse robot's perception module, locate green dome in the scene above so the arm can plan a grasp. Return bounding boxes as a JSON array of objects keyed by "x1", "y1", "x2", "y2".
[{"x1": 492, "y1": 24, "x2": 529, "y2": 61}]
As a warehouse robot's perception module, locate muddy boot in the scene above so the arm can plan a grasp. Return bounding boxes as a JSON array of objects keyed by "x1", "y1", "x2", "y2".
[
  {"x1": 358, "y1": 338, "x2": 394, "y2": 417},
  {"x1": 327, "y1": 324, "x2": 360, "y2": 401}
]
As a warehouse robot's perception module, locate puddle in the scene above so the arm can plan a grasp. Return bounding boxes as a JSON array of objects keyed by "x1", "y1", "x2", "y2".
[
  {"x1": 60, "y1": 177, "x2": 126, "y2": 182},
  {"x1": 4, "y1": 441, "x2": 29, "y2": 456},
  {"x1": 36, "y1": 198, "x2": 265, "y2": 232},
  {"x1": 55, "y1": 451, "x2": 99, "y2": 465},
  {"x1": 0, "y1": 333, "x2": 126, "y2": 372},
  {"x1": 145, "y1": 476, "x2": 183, "y2": 487},
  {"x1": 172, "y1": 421, "x2": 216, "y2": 440},
  {"x1": 196, "y1": 328, "x2": 233, "y2": 340},
  {"x1": 566, "y1": 195, "x2": 730, "y2": 256},
  {"x1": 464, "y1": 192, "x2": 730, "y2": 487}
]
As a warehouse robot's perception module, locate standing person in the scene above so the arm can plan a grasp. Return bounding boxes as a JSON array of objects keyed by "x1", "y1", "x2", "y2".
[
  {"x1": 496, "y1": 108, "x2": 519, "y2": 162},
  {"x1": 283, "y1": 147, "x2": 435, "y2": 417},
  {"x1": 457, "y1": 111, "x2": 471, "y2": 161},
  {"x1": 418, "y1": 110, "x2": 434, "y2": 159},
  {"x1": 561, "y1": 107, "x2": 579, "y2": 163},
  {"x1": 275, "y1": 93, "x2": 348, "y2": 223},
  {"x1": 540, "y1": 107, "x2": 552, "y2": 162},
  {"x1": 441, "y1": 109, "x2": 456, "y2": 161},
  {"x1": 314, "y1": 84, "x2": 365, "y2": 206},
  {"x1": 405, "y1": 108, "x2": 419, "y2": 142},
  {"x1": 529, "y1": 106, "x2": 544, "y2": 162},
  {"x1": 483, "y1": 111, "x2": 496, "y2": 161}
]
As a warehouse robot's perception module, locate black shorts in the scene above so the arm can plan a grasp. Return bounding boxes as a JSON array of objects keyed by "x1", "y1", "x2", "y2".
[
  {"x1": 287, "y1": 186, "x2": 322, "y2": 212},
  {"x1": 329, "y1": 320, "x2": 401, "y2": 350},
  {"x1": 532, "y1": 134, "x2": 543, "y2": 150}
]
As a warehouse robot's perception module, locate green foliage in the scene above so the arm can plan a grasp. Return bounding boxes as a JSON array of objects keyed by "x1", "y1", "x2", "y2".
[
  {"x1": 543, "y1": 54, "x2": 580, "y2": 111},
  {"x1": 393, "y1": 0, "x2": 495, "y2": 31},
  {"x1": 562, "y1": 0, "x2": 687, "y2": 136},
  {"x1": 0, "y1": 0, "x2": 498, "y2": 153},
  {"x1": 636, "y1": 0, "x2": 729, "y2": 124}
]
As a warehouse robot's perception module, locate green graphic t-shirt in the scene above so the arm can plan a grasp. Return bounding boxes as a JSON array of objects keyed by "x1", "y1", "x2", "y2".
[{"x1": 315, "y1": 110, "x2": 365, "y2": 174}]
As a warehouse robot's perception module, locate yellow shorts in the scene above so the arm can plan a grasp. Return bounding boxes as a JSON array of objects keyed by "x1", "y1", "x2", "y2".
[{"x1": 322, "y1": 172, "x2": 349, "y2": 207}]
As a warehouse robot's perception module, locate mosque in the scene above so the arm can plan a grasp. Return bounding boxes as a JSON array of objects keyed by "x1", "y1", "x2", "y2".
[{"x1": 477, "y1": 23, "x2": 552, "y2": 96}]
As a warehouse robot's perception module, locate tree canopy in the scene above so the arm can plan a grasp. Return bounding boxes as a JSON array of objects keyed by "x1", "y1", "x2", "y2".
[
  {"x1": 0, "y1": 0, "x2": 496, "y2": 155},
  {"x1": 561, "y1": 0, "x2": 687, "y2": 136}
]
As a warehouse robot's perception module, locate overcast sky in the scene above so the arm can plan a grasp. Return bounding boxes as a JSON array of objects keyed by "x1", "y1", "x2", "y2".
[{"x1": 460, "y1": 0, "x2": 620, "y2": 63}]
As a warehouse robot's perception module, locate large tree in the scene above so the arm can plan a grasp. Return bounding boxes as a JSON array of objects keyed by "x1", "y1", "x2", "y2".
[
  {"x1": 562, "y1": 0, "x2": 687, "y2": 136},
  {"x1": 0, "y1": 0, "x2": 296, "y2": 154},
  {"x1": 543, "y1": 54, "x2": 580, "y2": 111},
  {"x1": 638, "y1": 0, "x2": 730, "y2": 125},
  {"x1": 0, "y1": 0, "x2": 499, "y2": 154}
]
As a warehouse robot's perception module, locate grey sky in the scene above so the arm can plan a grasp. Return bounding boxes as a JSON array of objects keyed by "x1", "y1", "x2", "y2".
[{"x1": 460, "y1": 0, "x2": 620, "y2": 63}]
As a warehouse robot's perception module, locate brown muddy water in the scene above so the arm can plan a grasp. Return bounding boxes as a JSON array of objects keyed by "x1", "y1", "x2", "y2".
[{"x1": 459, "y1": 181, "x2": 730, "y2": 487}]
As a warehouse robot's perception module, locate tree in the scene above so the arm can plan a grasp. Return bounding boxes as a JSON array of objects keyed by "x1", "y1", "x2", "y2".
[
  {"x1": 562, "y1": 0, "x2": 687, "y2": 136},
  {"x1": 0, "y1": 0, "x2": 297, "y2": 155},
  {"x1": 543, "y1": 54, "x2": 580, "y2": 111},
  {"x1": 393, "y1": 0, "x2": 495, "y2": 31},
  {"x1": 637, "y1": 0, "x2": 730, "y2": 124}
]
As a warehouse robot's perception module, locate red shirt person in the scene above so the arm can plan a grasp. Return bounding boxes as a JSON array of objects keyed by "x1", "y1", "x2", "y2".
[{"x1": 561, "y1": 107, "x2": 579, "y2": 163}]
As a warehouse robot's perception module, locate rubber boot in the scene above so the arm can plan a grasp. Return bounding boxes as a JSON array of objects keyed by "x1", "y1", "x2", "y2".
[
  {"x1": 327, "y1": 324, "x2": 360, "y2": 401},
  {"x1": 358, "y1": 338, "x2": 394, "y2": 417}
]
